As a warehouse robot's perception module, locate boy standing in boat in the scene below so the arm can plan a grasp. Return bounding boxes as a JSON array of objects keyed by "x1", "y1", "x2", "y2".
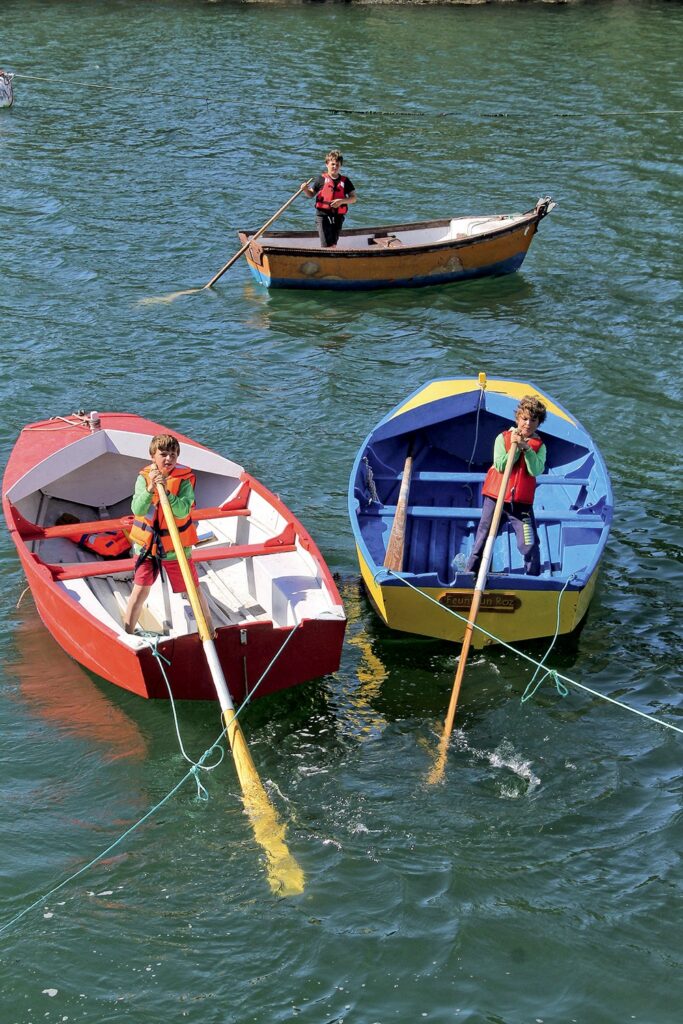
[
  {"x1": 302, "y1": 149, "x2": 357, "y2": 249},
  {"x1": 466, "y1": 396, "x2": 547, "y2": 577},
  {"x1": 124, "y1": 434, "x2": 215, "y2": 635}
]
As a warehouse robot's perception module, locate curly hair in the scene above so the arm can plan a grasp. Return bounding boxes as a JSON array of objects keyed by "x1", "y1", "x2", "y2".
[
  {"x1": 325, "y1": 149, "x2": 344, "y2": 165},
  {"x1": 515, "y1": 395, "x2": 547, "y2": 425}
]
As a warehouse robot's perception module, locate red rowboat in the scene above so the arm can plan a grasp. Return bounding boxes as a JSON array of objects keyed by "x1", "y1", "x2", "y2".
[{"x1": 2, "y1": 412, "x2": 346, "y2": 703}]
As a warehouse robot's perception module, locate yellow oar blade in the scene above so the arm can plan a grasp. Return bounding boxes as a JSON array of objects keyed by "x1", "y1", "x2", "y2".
[
  {"x1": 224, "y1": 711, "x2": 305, "y2": 896},
  {"x1": 426, "y1": 732, "x2": 450, "y2": 786},
  {"x1": 155, "y1": 483, "x2": 304, "y2": 895}
]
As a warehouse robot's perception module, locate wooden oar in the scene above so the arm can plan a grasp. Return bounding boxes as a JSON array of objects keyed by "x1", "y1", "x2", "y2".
[
  {"x1": 139, "y1": 180, "x2": 313, "y2": 305},
  {"x1": 155, "y1": 483, "x2": 304, "y2": 895},
  {"x1": 383, "y1": 441, "x2": 414, "y2": 571},
  {"x1": 427, "y1": 441, "x2": 519, "y2": 785},
  {"x1": 203, "y1": 179, "x2": 313, "y2": 289}
]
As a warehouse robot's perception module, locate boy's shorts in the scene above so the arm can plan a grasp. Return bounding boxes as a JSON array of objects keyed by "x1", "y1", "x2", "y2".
[{"x1": 133, "y1": 557, "x2": 199, "y2": 593}]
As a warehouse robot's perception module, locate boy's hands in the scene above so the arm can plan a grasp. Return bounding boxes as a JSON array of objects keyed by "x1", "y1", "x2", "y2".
[
  {"x1": 510, "y1": 430, "x2": 529, "y2": 451},
  {"x1": 147, "y1": 468, "x2": 166, "y2": 492}
]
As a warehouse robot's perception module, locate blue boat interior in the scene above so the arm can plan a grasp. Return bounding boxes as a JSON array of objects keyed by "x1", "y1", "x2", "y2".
[{"x1": 350, "y1": 388, "x2": 612, "y2": 589}]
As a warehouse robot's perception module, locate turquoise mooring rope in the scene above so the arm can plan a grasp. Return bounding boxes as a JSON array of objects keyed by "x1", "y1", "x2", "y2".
[
  {"x1": 379, "y1": 569, "x2": 682, "y2": 736},
  {"x1": 0, "y1": 624, "x2": 301, "y2": 936}
]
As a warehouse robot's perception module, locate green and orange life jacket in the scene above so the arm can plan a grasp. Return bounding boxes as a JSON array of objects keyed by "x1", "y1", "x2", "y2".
[{"x1": 128, "y1": 464, "x2": 198, "y2": 557}]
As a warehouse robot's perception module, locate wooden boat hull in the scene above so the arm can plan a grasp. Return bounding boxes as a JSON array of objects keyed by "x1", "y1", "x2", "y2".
[
  {"x1": 4, "y1": 413, "x2": 346, "y2": 702},
  {"x1": 238, "y1": 198, "x2": 554, "y2": 291},
  {"x1": 348, "y1": 376, "x2": 612, "y2": 649}
]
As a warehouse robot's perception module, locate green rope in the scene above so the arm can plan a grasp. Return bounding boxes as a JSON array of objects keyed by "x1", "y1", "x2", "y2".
[
  {"x1": 142, "y1": 635, "x2": 224, "y2": 799},
  {"x1": 379, "y1": 569, "x2": 682, "y2": 735},
  {"x1": 0, "y1": 763, "x2": 201, "y2": 937},
  {"x1": 521, "y1": 574, "x2": 576, "y2": 704}
]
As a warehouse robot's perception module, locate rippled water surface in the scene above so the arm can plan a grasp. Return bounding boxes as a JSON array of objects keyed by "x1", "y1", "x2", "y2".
[{"x1": 1, "y1": 2, "x2": 681, "y2": 1022}]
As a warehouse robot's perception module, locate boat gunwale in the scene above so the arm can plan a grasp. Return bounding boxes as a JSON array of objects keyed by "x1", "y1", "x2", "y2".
[
  {"x1": 237, "y1": 207, "x2": 542, "y2": 260},
  {"x1": 347, "y1": 377, "x2": 612, "y2": 600},
  {"x1": 3, "y1": 415, "x2": 346, "y2": 628}
]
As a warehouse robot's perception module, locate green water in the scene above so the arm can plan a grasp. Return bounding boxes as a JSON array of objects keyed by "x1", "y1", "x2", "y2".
[{"x1": 1, "y1": 1, "x2": 681, "y2": 1022}]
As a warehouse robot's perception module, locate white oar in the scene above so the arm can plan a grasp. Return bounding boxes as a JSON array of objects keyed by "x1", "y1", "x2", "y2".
[{"x1": 156, "y1": 484, "x2": 304, "y2": 895}]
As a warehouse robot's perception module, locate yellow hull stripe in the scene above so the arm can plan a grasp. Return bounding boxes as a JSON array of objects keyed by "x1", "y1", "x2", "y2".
[
  {"x1": 358, "y1": 546, "x2": 598, "y2": 650},
  {"x1": 391, "y1": 378, "x2": 576, "y2": 426}
]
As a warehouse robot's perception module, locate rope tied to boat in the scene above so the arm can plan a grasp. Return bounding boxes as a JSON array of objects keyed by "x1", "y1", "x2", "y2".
[
  {"x1": 377, "y1": 569, "x2": 682, "y2": 735},
  {"x1": 139, "y1": 622, "x2": 302, "y2": 796},
  {"x1": 521, "y1": 573, "x2": 576, "y2": 704},
  {"x1": 141, "y1": 633, "x2": 224, "y2": 799}
]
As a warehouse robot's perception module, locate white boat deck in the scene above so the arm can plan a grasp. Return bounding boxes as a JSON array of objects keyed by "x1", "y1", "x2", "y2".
[
  {"x1": 257, "y1": 212, "x2": 526, "y2": 251},
  {"x1": 7, "y1": 427, "x2": 344, "y2": 653}
]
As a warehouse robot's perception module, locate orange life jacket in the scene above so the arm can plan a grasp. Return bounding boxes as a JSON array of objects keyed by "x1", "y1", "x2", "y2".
[
  {"x1": 315, "y1": 173, "x2": 349, "y2": 215},
  {"x1": 482, "y1": 430, "x2": 543, "y2": 505},
  {"x1": 78, "y1": 530, "x2": 131, "y2": 559},
  {"x1": 128, "y1": 464, "x2": 198, "y2": 556}
]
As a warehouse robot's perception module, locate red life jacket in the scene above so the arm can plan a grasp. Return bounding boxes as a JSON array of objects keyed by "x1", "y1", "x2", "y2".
[
  {"x1": 128, "y1": 464, "x2": 198, "y2": 556},
  {"x1": 482, "y1": 429, "x2": 543, "y2": 505},
  {"x1": 315, "y1": 173, "x2": 349, "y2": 215},
  {"x1": 78, "y1": 530, "x2": 131, "y2": 559}
]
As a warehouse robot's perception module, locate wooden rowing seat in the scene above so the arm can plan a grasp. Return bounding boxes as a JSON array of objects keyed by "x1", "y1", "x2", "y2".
[{"x1": 368, "y1": 234, "x2": 402, "y2": 249}]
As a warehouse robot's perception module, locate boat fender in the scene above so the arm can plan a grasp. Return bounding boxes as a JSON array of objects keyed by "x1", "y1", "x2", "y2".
[{"x1": 0, "y1": 70, "x2": 14, "y2": 109}]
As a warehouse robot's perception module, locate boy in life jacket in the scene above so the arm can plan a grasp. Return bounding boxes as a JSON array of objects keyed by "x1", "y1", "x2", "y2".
[
  {"x1": 123, "y1": 433, "x2": 215, "y2": 636},
  {"x1": 302, "y1": 149, "x2": 357, "y2": 249},
  {"x1": 466, "y1": 396, "x2": 547, "y2": 578}
]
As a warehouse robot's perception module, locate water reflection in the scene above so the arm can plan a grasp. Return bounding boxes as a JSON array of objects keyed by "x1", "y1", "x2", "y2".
[
  {"x1": 6, "y1": 602, "x2": 147, "y2": 763},
  {"x1": 338, "y1": 580, "x2": 389, "y2": 740},
  {"x1": 241, "y1": 269, "x2": 541, "y2": 340}
]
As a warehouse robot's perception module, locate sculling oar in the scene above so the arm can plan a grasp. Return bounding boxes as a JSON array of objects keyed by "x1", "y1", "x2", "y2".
[
  {"x1": 156, "y1": 483, "x2": 305, "y2": 896},
  {"x1": 203, "y1": 179, "x2": 313, "y2": 289},
  {"x1": 383, "y1": 441, "x2": 414, "y2": 571},
  {"x1": 427, "y1": 440, "x2": 519, "y2": 785},
  {"x1": 140, "y1": 180, "x2": 313, "y2": 305}
]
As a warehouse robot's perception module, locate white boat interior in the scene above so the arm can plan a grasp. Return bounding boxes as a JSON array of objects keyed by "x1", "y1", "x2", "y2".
[
  {"x1": 7, "y1": 428, "x2": 344, "y2": 652},
  {"x1": 254, "y1": 211, "x2": 528, "y2": 252}
]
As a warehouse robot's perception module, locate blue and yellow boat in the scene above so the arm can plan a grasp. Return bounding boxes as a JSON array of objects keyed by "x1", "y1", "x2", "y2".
[{"x1": 348, "y1": 374, "x2": 613, "y2": 649}]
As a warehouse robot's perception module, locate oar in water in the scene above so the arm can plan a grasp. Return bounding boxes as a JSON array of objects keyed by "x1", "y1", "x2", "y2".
[
  {"x1": 383, "y1": 441, "x2": 414, "y2": 572},
  {"x1": 427, "y1": 441, "x2": 519, "y2": 785},
  {"x1": 140, "y1": 180, "x2": 313, "y2": 305},
  {"x1": 155, "y1": 483, "x2": 305, "y2": 896},
  {"x1": 203, "y1": 178, "x2": 313, "y2": 289}
]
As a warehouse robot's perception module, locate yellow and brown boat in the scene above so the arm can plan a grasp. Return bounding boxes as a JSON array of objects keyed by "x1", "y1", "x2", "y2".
[{"x1": 238, "y1": 197, "x2": 555, "y2": 291}]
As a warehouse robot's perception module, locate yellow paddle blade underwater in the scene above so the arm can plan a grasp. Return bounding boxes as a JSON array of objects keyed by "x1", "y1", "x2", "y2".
[
  {"x1": 154, "y1": 483, "x2": 304, "y2": 896},
  {"x1": 136, "y1": 287, "x2": 204, "y2": 306},
  {"x1": 426, "y1": 732, "x2": 450, "y2": 786},
  {"x1": 225, "y1": 711, "x2": 305, "y2": 896}
]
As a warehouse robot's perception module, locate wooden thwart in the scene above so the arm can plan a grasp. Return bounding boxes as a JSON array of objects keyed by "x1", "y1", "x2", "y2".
[
  {"x1": 41, "y1": 523, "x2": 298, "y2": 581},
  {"x1": 11, "y1": 501, "x2": 251, "y2": 542}
]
